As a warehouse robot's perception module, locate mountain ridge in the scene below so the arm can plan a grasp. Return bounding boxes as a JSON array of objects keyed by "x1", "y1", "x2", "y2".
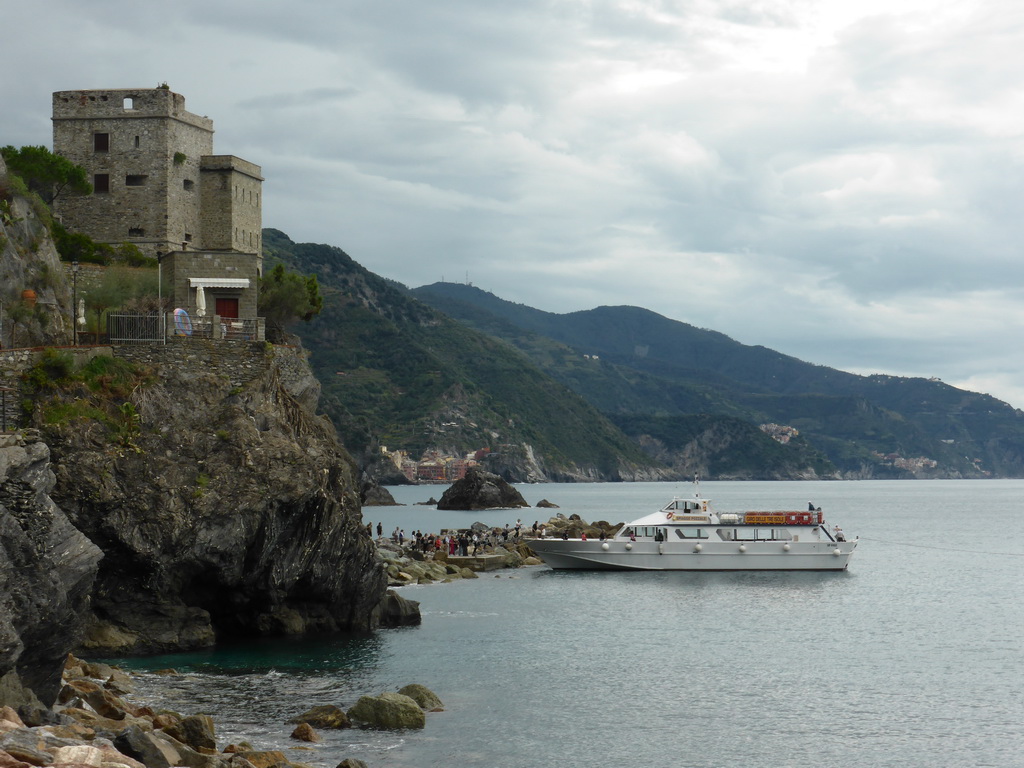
[{"x1": 410, "y1": 281, "x2": 1024, "y2": 478}]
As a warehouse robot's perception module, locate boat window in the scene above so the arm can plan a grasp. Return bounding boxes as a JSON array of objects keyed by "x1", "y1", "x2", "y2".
[
  {"x1": 716, "y1": 529, "x2": 735, "y2": 540},
  {"x1": 732, "y1": 528, "x2": 794, "y2": 541},
  {"x1": 674, "y1": 528, "x2": 708, "y2": 539}
]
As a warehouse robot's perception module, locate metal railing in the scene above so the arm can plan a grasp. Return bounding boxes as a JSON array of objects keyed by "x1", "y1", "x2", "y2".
[
  {"x1": 107, "y1": 312, "x2": 165, "y2": 344},
  {"x1": 109, "y1": 312, "x2": 264, "y2": 343},
  {"x1": 167, "y1": 313, "x2": 264, "y2": 341}
]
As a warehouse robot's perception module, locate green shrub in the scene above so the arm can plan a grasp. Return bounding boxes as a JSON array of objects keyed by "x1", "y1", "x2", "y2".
[{"x1": 24, "y1": 348, "x2": 76, "y2": 389}]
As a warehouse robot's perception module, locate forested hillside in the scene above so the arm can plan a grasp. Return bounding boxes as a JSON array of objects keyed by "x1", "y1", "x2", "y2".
[
  {"x1": 262, "y1": 230, "x2": 666, "y2": 482},
  {"x1": 411, "y1": 282, "x2": 1024, "y2": 478}
]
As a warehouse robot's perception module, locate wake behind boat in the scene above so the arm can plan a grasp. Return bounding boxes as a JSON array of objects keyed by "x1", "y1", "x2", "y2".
[{"x1": 528, "y1": 495, "x2": 857, "y2": 571}]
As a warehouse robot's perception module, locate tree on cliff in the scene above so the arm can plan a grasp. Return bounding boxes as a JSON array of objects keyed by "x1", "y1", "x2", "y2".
[
  {"x1": 0, "y1": 145, "x2": 91, "y2": 205},
  {"x1": 258, "y1": 263, "x2": 324, "y2": 342}
]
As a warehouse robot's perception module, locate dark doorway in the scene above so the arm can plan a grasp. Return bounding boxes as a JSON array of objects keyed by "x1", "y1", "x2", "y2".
[{"x1": 215, "y1": 297, "x2": 239, "y2": 319}]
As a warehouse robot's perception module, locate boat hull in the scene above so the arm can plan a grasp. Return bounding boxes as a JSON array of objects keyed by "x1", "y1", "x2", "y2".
[{"x1": 528, "y1": 538, "x2": 857, "y2": 571}]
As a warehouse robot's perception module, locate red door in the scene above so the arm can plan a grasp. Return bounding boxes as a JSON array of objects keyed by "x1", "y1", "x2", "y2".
[{"x1": 215, "y1": 297, "x2": 239, "y2": 319}]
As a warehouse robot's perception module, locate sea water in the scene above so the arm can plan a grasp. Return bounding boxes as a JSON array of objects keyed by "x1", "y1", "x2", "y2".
[{"x1": 110, "y1": 480, "x2": 1024, "y2": 767}]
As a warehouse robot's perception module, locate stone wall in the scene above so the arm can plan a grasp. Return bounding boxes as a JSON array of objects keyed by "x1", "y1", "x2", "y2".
[
  {"x1": 0, "y1": 342, "x2": 308, "y2": 431},
  {"x1": 0, "y1": 347, "x2": 114, "y2": 432},
  {"x1": 162, "y1": 250, "x2": 261, "y2": 320},
  {"x1": 199, "y1": 156, "x2": 264, "y2": 253},
  {"x1": 114, "y1": 338, "x2": 275, "y2": 389}
]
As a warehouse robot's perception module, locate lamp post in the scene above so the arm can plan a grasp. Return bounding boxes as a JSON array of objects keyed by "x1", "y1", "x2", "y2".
[
  {"x1": 157, "y1": 252, "x2": 163, "y2": 342},
  {"x1": 71, "y1": 260, "x2": 79, "y2": 346}
]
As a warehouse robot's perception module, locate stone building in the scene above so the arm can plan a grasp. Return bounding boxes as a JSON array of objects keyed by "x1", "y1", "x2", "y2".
[
  {"x1": 51, "y1": 87, "x2": 263, "y2": 259},
  {"x1": 52, "y1": 87, "x2": 264, "y2": 331}
]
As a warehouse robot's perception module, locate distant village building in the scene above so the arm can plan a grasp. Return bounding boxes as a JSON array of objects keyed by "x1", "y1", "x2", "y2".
[
  {"x1": 760, "y1": 423, "x2": 799, "y2": 444},
  {"x1": 381, "y1": 445, "x2": 479, "y2": 483},
  {"x1": 52, "y1": 87, "x2": 264, "y2": 329}
]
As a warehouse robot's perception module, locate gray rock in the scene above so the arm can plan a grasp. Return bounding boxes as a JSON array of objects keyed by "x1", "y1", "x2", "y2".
[
  {"x1": 162, "y1": 713, "x2": 216, "y2": 751},
  {"x1": 437, "y1": 468, "x2": 529, "y2": 510},
  {"x1": 397, "y1": 684, "x2": 443, "y2": 712},
  {"x1": 113, "y1": 725, "x2": 181, "y2": 768},
  {"x1": 36, "y1": 346, "x2": 388, "y2": 656},
  {"x1": 359, "y1": 482, "x2": 396, "y2": 507},
  {"x1": 347, "y1": 692, "x2": 426, "y2": 730},
  {"x1": 375, "y1": 590, "x2": 421, "y2": 627},
  {"x1": 0, "y1": 435, "x2": 103, "y2": 707},
  {"x1": 287, "y1": 705, "x2": 349, "y2": 729},
  {"x1": 289, "y1": 723, "x2": 319, "y2": 742}
]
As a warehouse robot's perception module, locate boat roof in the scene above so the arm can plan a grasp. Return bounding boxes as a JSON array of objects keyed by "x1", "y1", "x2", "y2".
[{"x1": 628, "y1": 509, "x2": 712, "y2": 526}]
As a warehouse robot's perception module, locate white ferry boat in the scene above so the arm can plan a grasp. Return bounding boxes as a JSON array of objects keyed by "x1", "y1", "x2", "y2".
[{"x1": 528, "y1": 496, "x2": 857, "y2": 571}]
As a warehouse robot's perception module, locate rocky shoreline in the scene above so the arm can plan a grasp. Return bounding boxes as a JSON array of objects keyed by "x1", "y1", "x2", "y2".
[
  {"x1": 0, "y1": 512, "x2": 614, "y2": 768},
  {"x1": 0, "y1": 653, "x2": 445, "y2": 768}
]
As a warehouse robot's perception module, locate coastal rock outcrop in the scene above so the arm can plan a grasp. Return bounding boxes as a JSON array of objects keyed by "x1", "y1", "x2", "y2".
[
  {"x1": 31, "y1": 344, "x2": 388, "y2": 654},
  {"x1": 397, "y1": 684, "x2": 444, "y2": 712},
  {"x1": 360, "y1": 480, "x2": 398, "y2": 506},
  {"x1": 436, "y1": 467, "x2": 529, "y2": 510},
  {"x1": 347, "y1": 692, "x2": 426, "y2": 730},
  {"x1": 0, "y1": 432, "x2": 102, "y2": 707}
]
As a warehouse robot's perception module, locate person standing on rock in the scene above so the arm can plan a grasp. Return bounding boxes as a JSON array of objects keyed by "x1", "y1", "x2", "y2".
[{"x1": 377, "y1": 522, "x2": 383, "y2": 538}]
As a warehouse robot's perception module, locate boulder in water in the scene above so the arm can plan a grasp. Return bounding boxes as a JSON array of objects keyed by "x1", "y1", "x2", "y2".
[
  {"x1": 437, "y1": 468, "x2": 529, "y2": 510},
  {"x1": 397, "y1": 684, "x2": 443, "y2": 712},
  {"x1": 288, "y1": 705, "x2": 350, "y2": 729},
  {"x1": 347, "y1": 692, "x2": 425, "y2": 730}
]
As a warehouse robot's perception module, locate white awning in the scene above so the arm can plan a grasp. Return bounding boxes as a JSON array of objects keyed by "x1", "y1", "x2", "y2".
[{"x1": 188, "y1": 278, "x2": 251, "y2": 289}]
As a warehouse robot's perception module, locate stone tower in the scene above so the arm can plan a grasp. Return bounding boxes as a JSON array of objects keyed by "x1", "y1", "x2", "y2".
[{"x1": 51, "y1": 88, "x2": 262, "y2": 258}]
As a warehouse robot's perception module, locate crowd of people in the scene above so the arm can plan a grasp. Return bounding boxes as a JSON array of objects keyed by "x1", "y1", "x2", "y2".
[{"x1": 365, "y1": 518, "x2": 545, "y2": 557}]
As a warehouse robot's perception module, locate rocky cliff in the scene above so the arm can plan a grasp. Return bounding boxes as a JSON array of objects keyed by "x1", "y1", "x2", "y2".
[
  {"x1": 0, "y1": 432, "x2": 102, "y2": 707},
  {"x1": 26, "y1": 341, "x2": 388, "y2": 655},
  {"x1": 0, "y1": 155, "x2": 70, "y2": 350}
]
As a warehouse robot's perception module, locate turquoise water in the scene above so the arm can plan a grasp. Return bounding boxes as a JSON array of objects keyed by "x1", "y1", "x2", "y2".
[{"x1": 111, "y1": 481, "x2": 1024, "y2": 767}]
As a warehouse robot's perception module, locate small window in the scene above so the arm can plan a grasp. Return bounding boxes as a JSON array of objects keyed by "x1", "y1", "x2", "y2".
[
  {"x1": 134, "y1": 136, "x2": 140, "y2": 148},
  {"x1": 128, "y1": 227, "x2": 145, "y2": 237},
  {"x1": 94, "y1": 133, "x2": 109, "y2": 152},
  {"x1": 93, "y1": 174, "x2": 110, "y2": 193},
  {"x1": 184, "y1": 233, "x2": 193, "y2": 243},
  {"x1": 123, "y1": 97, "x2": 134, "y2": 110},
  {"x1": 183, "y1": 179, "x2": 195, "y2": 191},
  {"x1": 673, "y1": 528, "x2": 708, "y2": 539},
  {"x1": 125, "y1": 175, "x2": 147, "y2": 187}
]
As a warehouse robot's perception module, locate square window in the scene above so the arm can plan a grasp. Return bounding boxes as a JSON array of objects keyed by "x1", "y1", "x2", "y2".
[
  {"x1": 94, "y1": 133, "x2": 109, "y2": 152},
  {"x1": 93, "y1": 174, "x2": 110, "y2": 193},
  {"x1": 183, "y1": 179, "x2": 195, "y2": 191}
]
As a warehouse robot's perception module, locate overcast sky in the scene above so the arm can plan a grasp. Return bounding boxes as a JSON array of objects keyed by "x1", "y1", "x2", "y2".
[{"x1": 5, "y1": 1, "x2": 1024, "y2": 407}]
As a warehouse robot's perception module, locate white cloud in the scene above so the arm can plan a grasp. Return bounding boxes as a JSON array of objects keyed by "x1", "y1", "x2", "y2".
[{"x1": 5, "y1": 0, "x2": 1024, "y2": 407}]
